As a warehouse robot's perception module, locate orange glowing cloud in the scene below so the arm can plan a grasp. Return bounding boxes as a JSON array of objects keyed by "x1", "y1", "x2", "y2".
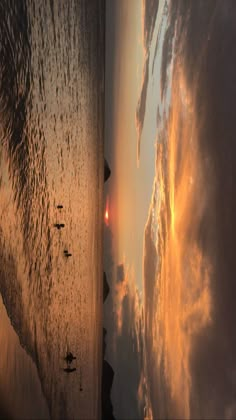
[{"x1": 142, "y1": 60, "x2": 213, "y2": 419}]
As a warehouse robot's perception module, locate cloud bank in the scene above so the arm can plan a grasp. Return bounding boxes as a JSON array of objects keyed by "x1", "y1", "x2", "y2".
[
  {"x1": 112, "y1": 265, "x2": 144, "y2": 419},
  {"x1": 136, "y1": 0, "x2": 159, "y2": 164},
  {"x1": 103, "y1": 224, "x2": 145, "y2": 419},
  {"x1": 142, "y1": 1, "x2": 236, "y2": 418}
]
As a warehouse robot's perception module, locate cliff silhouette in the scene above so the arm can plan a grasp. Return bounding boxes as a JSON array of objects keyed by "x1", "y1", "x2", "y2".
[
  {"x1": 104, "y1": 159, "x2": 111, "y2": 182},
  {"x1": 102, "y1": 273, "x2": 115, "y2": 419}
]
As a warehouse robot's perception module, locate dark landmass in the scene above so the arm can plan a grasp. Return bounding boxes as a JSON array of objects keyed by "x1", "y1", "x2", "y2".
[
  {"x1": 102, "y1": 168, "x2": 114, "y2": 418},
  {"x1": 104, "y1": 159, "x2": 111, "y2": 182},
  {"x1": 102, "y1": 360, "x2": 115, "y2": 420},
  {"x1": 102, "y1": 328, "x2": 107, "y2": 359},
  {"x1": 103, "y1": 272, "x2": 110, "y2": 303},
  {"x1": 102, "y1": 272, "x2": 115, "y2": 419}
]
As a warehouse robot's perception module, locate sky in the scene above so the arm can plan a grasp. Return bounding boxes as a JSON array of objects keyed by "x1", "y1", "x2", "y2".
[
  {"x1": 105, "y1": 0, "x2": 160, "y2": 291},
  {"x1": 104, "y1": 1, "x2": 236, "y2": 419},
  {"x1": 1, "y1": 1, "x2": 236, "y2": 419},
  {"x1": 104, "y1": 0, "x2": 165, "y2": 418}
]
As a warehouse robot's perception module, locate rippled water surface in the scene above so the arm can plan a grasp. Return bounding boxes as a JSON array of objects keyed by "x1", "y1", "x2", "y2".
[{"x1": 0, "y1": 0, "x2": 104, "y2": 418}]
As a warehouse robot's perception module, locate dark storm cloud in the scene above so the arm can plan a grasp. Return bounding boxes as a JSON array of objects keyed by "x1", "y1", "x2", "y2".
[
  {"x1": 136, "y1": 1, "x2": 159, "y2": 163},
  {"x1": 180, "y1": 2, "x2": 236, "y2": 417},
  {"x1": 144, "y1": 1, "x2": 236, "y2": 418}
]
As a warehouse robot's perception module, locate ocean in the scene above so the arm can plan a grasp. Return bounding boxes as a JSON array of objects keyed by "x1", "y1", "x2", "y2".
[{"x1": 0, "y1": 0, "x2": 104, "y2": 418}]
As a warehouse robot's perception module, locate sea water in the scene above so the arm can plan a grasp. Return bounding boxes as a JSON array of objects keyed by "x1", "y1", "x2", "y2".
[{"x1": 0, "y1": 0, "x2": 104, "y2": 418}]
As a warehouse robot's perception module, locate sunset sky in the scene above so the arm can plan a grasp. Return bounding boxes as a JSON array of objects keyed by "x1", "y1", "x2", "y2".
[
  {"x1": 104, "y1": 1, "x2": 236, "y2": 419},
  {"x1": 104, "y1": 0, "x2": 164, "y2": 417},
  {"x1": 1, "y1": 1, "x2": 236, "y2": 419},
  {"x1": 105, "y1": 0, "x2": 163, "y2": 290}
]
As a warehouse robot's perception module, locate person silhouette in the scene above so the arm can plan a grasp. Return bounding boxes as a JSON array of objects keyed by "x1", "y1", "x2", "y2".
[
  {"x1": 64, "y1": 252, "x2": 72, "y2": 257},
  {"x1": 54, "y1": 223, "x2": 65, "y2": 229},
  {"x1": 64, "y1": 352, "x2": 76, "y2": 364}
]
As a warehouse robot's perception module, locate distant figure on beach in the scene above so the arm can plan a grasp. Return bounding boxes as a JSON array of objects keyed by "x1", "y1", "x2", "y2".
[
  {"x1": 57, "y1": 205, "x2": 63, "y2": 209},
  {"x1": 64, "y1": 251, "x2": 72, "y2": 257},
  {"x1": 64, "y1": 352, "x2": 76, "y2": 364},
  {"x1": 54, "y1": 223, "x2": 65, "y2": 229}
]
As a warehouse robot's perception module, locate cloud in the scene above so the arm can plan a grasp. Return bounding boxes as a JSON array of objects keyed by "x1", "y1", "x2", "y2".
[
  {"x1": 103, "y1": 225, "x2": 145, "y2": 418},
  {"x1": 172, "y1": 3, "x2": 236, "y2": 418},
  {"x1": 136, "y1": 0, "x2": 160, "y2": 164},
  {"x1": 142, "y1": 1, "x2": 236, "y2": 419},
  {"x1": 104, "y1": 225, "x2": 115, "y2": 278},
  {"x1": 136, "y1": 55, "x2": 150, "y2": 164},
  {"x1": 160, "y1": 8, "x2": 176, "y2": 100},
  {"x1": 142, "y1": 0, "x2": 159, "y2": 52},
  {"x1": 105, "y1": 263, "x2": 145, "y2": 420},
  {"x1": 116, "y1": 264, "x2": 125, "y2": 283}
]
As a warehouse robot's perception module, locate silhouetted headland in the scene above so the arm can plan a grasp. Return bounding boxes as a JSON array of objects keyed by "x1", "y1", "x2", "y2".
[
  {"x1": 103, "y1": 272, "x2": 110, "y2": 303},
  {"x1": 102, "y1": 360, "x2": 115, "y2": 420},
  {"x1": 102, "y1": 274, "x2": 115, "y2": 419},
  {"x1": 102, "y1": 328, "x2": 107, "y2": 359},
  {"x1": 104, "y1": 159, "x2": 111, "y2": 182}
]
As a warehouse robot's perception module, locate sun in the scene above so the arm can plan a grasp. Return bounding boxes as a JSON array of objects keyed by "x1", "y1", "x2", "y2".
[{"x1": 104, "y1": 198, "x2": 109, "y2": 225}]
